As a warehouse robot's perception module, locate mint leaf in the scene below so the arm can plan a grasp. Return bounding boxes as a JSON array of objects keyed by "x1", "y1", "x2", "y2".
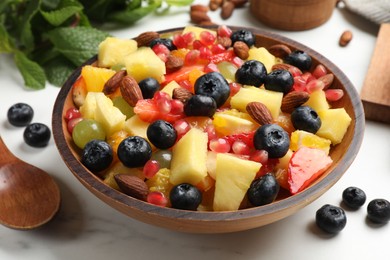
[
  {"x1": 46, "y1": 26, "x2": 110, "y2": 66},
  {"x1": 20, "y1": 0, "x2": 41, "y2": 53},
  {"x1": 40, "y1": 0, "x2": 83, "y2": 26},
  {"x1": 14, "y1": 51, "x2": 46, "y2": 90},
  {"x1": 44, "y1": 56, "x2": 75, "y2": 86},
  {"x1": 108, "y1": 4, "x2": 159, "y2": 24},
  {"x1": 0, "y1": 23, "x2": 14, "y2": 53},
  {"x1": 165, "y1": 0, "x2": 194, "y2": 6}
]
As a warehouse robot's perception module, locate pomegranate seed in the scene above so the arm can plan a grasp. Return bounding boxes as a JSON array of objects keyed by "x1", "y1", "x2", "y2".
[
  {"x1": 293, "y1": 76, "x2": 307, "y2": 91},
  {"x1": 325, "y1": 89, "x2": 344, "y2": 101},
  {"x1": 154, "y1": 91, "x2": 171, "y2": 114},
  {"x1": 209, "y1": 138, "x2": 231, "y2": 153},
  {"x1": 211, "y1": 44, "x2": 226, "y2": 54},
  {"x1": 199, "y1": 31, "x2": 216, "y2": 46},
  {"x1": 288, "y1": 66, "x2": 303, "y2": 77},
  {"x1": 173, "y1": 34, "x2": 187, "y2": 49},
  {"x1": 199, "y1": 46, "x2": 212, "y2": 60},
  {"x1": 67, "y1": 117, "x2": 83, "y2": 134},
  {"x1": 205, "y1": 124, "x2": 217, "y2": 141},
  {"x1": 204, "y1": 63, "x2": 219, "y2": 73},
  {"x1": 178, "y1": 80, "x2": 192, "y2": 91},
  {"x1": 147, "y1": 191, "x2": 168, "y2": 207},
  {"x1": 229, "y1": 82, "x2": 241, "y2": 96},
  {"x1": 306, "y1": 79, "x2": 325, "y2": 93},
  {"x1": 312, "y1": 64, "x2": 327, "y2": 78},
  {"x1": 302, "y1": 72, "x2": 316, "y2": 83},
  {"x1": 250, "y1": 149, "x2": 269, "y2": 164},
  {"x1": 65, "y1": 107, "x2": 81, "y2": 121},
  {"x1": 217, "y1": 25, "x2": 232, "y2": 38},
  {"x1": 232, "y1": 140, "x2": 251, "y2": 155},
  {"x1": 192, "y1": 40, "x2": 205, "y2": 50},
  {"x1": 184, "y1": 50, "x2": 200, "y2": 65},
  {"x1": 173, "y1": 119, "x2": 191, "y2": 138},
  {"x1": 170, "y1": 99, "x2": 184, "y2": 115},
  {"x1": 231, "y1": 56, "x2": 244, "y2": 68},
  {"x1": 152, "y1": 44, "x2": 170, "y2": 62},
  {"x1": 143, "y1": 159, "x2": 161, "y2": 179}
]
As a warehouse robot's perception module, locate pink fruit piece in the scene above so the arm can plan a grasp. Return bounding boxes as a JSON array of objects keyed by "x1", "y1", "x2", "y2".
[{"x1": 288, "y1": 147, "x2": 333, "y2": 194}]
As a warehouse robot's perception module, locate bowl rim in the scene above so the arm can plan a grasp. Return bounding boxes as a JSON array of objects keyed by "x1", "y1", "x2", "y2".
[{"x1": 52, "y1": 25, "x2": 365, "y2": 229}]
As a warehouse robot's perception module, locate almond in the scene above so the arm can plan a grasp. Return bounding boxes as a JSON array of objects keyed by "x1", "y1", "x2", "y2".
[
  {"x1": 233, "y1": 41, "x2": 249, "y2": 60},
  {"x1": 339, "y1": 30, "x2": 353, "y2": 47},
  {"x1": 246, "y1": 102, "x2": 273, "y2": 125},
  {"x1": 217, "y1": 36, "x2": 232, "y2": 49},
  {"x1": 268, "y1": 44, "x2": 292, "y2": 58},
  {"x1": 120, "y1": 76, "x2": 143, "y2": 107},
  {"x1": 281, "y1": 91, "x2": 310, "y2": 113},
  {"x1": 103, "y1": 70, "x2": 126, "y2": 95},
  {"x1": 271, "y1": 63, "x2": 303, "y2": 75},
  {"x1": 209, "y1": 0, "x2": 223, "y2": 11},
  {"x1": 172, "y1": 88, "x2": 193, "y2": 103},
  {"x1": 166, "y1": 54, "x2": 184, "y2": 73},
  {"x1": 114, "y1": 175, "x2": 149, "y2": 201},
  {"x1": 317, "y1": 73, "x2": 334, "y2": 90},
  {"x1": 221, "y1": 1, "x2": 235, "y2": 20},
  {"x1": 136, "y1": 31, "x2": 160, "y2": 47},
  {"x1": 190, "y1": 4, "x2": 209, "y2": 13},
  {"x1": 190, "y1": 10, "x2": 211, "y2": 24}
]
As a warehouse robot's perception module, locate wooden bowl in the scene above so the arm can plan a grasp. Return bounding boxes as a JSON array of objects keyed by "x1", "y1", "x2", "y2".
[
  {"x1": 250, "y1": 0, "x2": 337, "y2": 31},
  {"x1": 52, "y1": 26, "x2": 364, "y2": 233}
]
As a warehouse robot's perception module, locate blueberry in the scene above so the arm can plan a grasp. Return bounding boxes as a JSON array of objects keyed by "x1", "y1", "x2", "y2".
[
  {"x1": 81, "y1": 139, "x2": 113, "y2": 173},
  {"x1": 264, "y1": 69, "x2": 294, "y2": 94},
  {"x1": 23, "y1": 123, "x2": 51, "y2": 148},
  {"x1": 247, "y1": 173, "x2": 280, "y2": 206},
  {"x1": 230, "y1": 29, "x2": 255, "y2": 47},
  {"x1": 184, "y1": 95, "x2": 217, "y2": 118},
  {"x1": 284, "y1": 50, "x2": 312, "y2": 71},
  {"x1": 235, "y1": 60, "x2": 267, "y2": 87},
  {"x1": 117, "y1": 136, "x2": 152, "y2": 168},
  {"x1": 367, "y1": 199, "x2": 390, "y2": 224},
  {"x1": 291, "y1": 106, "x2": 321, "y2": 134},
  {"x1": 316, "y1": 204, "x2": 347, "y2": 234},
  {"x1": 253, "y1": 124, "x2": 290, "y2": 158},
  {"x1": 194, "y1": 72, "x2": 230, "y2": 107},
  {"x1": 147, "y1": 120, "x2": 177, "y2": 149},
  {"x1": 342, "y1": 186, "x2": 367, "y2": 209},
  {"x1": 7, "y1": 103, "x2": 34, "y2": 127},
  {"x1": 150, "y1": 38, "x2": 176, "y2": 51},
  {"x1": 138, "y1": 77, "x2": 160, "y2": 99},
  {"x1": 170, "y1": 183, "x2": 202, "y2": 211}
]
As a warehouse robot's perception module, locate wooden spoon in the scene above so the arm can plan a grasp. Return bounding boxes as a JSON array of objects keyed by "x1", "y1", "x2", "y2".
[{"x1": 0, "y1": 136, "x2": 60, "y2": 230}]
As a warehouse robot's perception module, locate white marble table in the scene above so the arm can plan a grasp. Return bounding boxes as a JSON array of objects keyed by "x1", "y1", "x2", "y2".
[{"x1": 1, "y1": 1, "x2": 389, "y2": 259}]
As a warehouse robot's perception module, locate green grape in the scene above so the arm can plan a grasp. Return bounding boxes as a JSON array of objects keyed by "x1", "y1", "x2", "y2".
[
  {"x1": 113, "y1": 96, "x2": 134, "y2": 119},
  {"x1": 72, "y1": 119, "x2": 106, "y2": 149},
  {"x1": 151, "y1": 149, "x2": 172, "y2": 169},
  {"x1": 217, "y1": 61, "x2": 237, "y2": 82}
]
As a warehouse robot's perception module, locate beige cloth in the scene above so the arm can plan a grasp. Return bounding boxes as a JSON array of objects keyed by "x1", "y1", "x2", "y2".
[{"x1": 343, "y1": 0, "x2": 390, "y2": 24}]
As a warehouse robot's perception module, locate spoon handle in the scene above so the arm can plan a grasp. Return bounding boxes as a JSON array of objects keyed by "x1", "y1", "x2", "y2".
[{"x1": 0, "y1": 136, "x2": 19, "y2": 166}]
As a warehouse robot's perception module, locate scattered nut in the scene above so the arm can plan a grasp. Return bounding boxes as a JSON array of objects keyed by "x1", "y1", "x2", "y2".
[
  {"x1": 246, "y1": 102, "x2": 273, "y2": 125},
  {"x1": 103, "y1": 70, "x2": 126, "y2": 95},
  {"x1": 120, "y1": 76, "x2": 143, "y2": 107},
  {"x1": 190, "y1": 4, "x2": 209, "y2": 13},
  {"x1": 339, "y1": 30, "x2": 353, "y2": 47},
  {"x1": 209, "y1": 0, "x2": 223, "y2": 11},
  {"x1": 281, "y1": 91, "x2": 310, "y2": 113},
  {"x1": 190, "y1": 10, "x2": 211, "y2": 24},
  {"x1": 221, "y1": 1, "x2": 235, "y2": 20}
]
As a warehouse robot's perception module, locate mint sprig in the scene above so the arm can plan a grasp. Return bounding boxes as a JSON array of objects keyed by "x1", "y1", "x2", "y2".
[{"x1": 0, "y1": 0, "x2": 194, "y2": 90}]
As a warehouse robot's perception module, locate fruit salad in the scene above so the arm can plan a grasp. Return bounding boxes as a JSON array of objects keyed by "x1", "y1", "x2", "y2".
[{"x1": 65, "y1": 25, "x2": 352, "y2": 212}]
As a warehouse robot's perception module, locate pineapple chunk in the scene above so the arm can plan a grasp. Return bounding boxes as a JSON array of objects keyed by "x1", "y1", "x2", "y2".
[
  {"x1": 182, "y1": 25, "x2": 217, "y2": 40},
  {"x1": 303, "y1": 90, "x2": 330, "y2": 112},
  {"x1": 98, "y1": 37, "x2": 138, "y2": 68},
  {"x1": 290, "y1": 130, "x2": 332, "y2": 154},
  {"x1": 161, "y1": 80, "x2": 181, "y2": 97},
  {"x1": 94, "y1": 93, "x2": 126, "y2": 136},
  {"x1": 213, "y1": 153, "x2": 261, "y2": 211},
  {"x1": 213, "y1": 110, "x2": 258, "y2": 136},
  {"x1": 170, "y1": 128, "x2": 208, "y2": 186},
  {"x1": 274, "y1": 149, "x2": 293, "y2": 190},
  {"x1": 125, "y1": 47, "x2": 166, "y2": 83},
  {"x1": 247, "y1": 47, "x2": 276, "y2": 73},
  {"x1": 123, "y1": 115, "x2": 154, "y2": 148},
  {"x1": 80, "y1": 91, "x2": 99, "y2": 119},
  {"x1": 81, "y1": 65, "x2": 116, "y2": 92},
  {"x1": 316, "y1": 108, "x2": 352, "y2": 145},
  {"x1": 230, "y1": 86, "x2": 283, "y2": 119}
]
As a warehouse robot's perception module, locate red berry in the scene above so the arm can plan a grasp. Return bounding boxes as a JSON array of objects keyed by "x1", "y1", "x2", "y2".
[
  {"x1": 185, "y1": 50, "x2": 200, "y2": 65},
  {"x1": 152, "y1": 44, "x2": 170, "y2": 62},
  {"x1": 199, "y1": 46, "x2": 212, "y2": 60},
  {"x1": 217, "y1": 25, "x2": 232, "y2": 38},
  {"x1": 173, "y1": 119, "x2": 191, "y2": 138},
  {"x1": 199, "y1": 31, "x2": 216, "y2": 46},
  {"x1": 232, "y1": 140, "x2": 251, "y2": 155},
  {"x1": 144, "y1": 160, "x2": 160, "y2": 179},
  {"x1": 67, "y1": 117, "x2": 83, "y2": 134},
  {"x1": 293, "y1": 76, "x2": 307, "y2": 91},
  {"x1": 229, "y1": 82, "x2": 241, "y2": 96},
  {"x1": 306, "y1": 79, "x2": 325, "y2": 93},
  {"x1": 211, "y1": 44, "x2": 226, "y2": 54},
  {"x1": 250, "y1": 149, "x2": 269, "y2": 164},
  {"x1": 65, "y1": 107, "x2": 81, "y2": 121},
  {"x1": 209, "y1": 138, "x2": 231, "y2": 153},
  {"x1": 154, "y1": 91, "x2": 172, "y2": 114},
  {"x1": 147, "y1": 191, "x2": 168, "y2": 207},
  {"x1": 312, "y1": 64, "x2": 327, "y2": 78},
  {"x1": 170, "y1": 99, "x2": 184, "y2": 115},
  {"x1": 325, "y1": 89, "x2": 344, "y2": 101}
]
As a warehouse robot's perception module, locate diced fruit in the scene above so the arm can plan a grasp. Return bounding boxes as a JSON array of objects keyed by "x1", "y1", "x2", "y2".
[
  {"x1": 316, "y1": 108, "x2": 352, "y2": 145},
  {"x1": 290, "y1": 130, "x2": 331, "y2": 154},
  {"x1": 213, "y1": 110, "x2": 258, "y2": 136},
  {"x1": 274, "y1": 149, "x2": 293, "y2": 190},
  {"x1": 81, "y1": 65, "x2": 116, "y2": 92},
  {"x1": 161, "y1": 80, "x2": 181, "y2": 97},
  {"x1": 288, "y1": 147, "x2": 333, "y2": 194},
  {"x1": 93, "y1": 92, "x2": 126, "y2": 136},
  {"x1": 134, "y1": 98, "x2": 185, "y2": 123},
  {"x1": 303, "y1": 90, "x2": 329, "y2": 112},
  {"x1": 72, "y1": 76, "x2": 87, "y2": 107},
  {"x1": 79, "y1": 92, "x2": 99, "y2": 119},
  {"x1": 123, "y1": 115, "x2": 154, "y2": 148},
  {"x1": 230, "y1": 86, "x2": 283, "y2": 119},
  {"x1": 146, "y1": 168, "x2": 172, "y2": 199},
  {"x1": 247, "y1": 47, "x2": 276, "y2": 73},
  {"x1": 125, "y1": 47, "x2": 166, "y2": 82},
  {"x1": 170, "y1": 128, "x2": 208, "y2": 186},
  {"x1": 103, "y1": 162, "x2": 144, "y2": 190},
  {"x1": 213, "y1": 153, "x2": 261, "y2": 211},
  {"x1": 98, "y1": 37, "x2": 138, "y2": 68}
]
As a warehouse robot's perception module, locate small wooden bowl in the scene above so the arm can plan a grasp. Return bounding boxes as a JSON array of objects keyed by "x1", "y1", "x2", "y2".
[
  {"x1": 52, "y1": 26, "x2": 364, "y2": 233},
  {"x1": 250, "y1": 0, "x2": 337, "y2": 31}
]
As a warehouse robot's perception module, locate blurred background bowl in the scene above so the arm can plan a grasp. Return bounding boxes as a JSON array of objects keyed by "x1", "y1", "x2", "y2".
[
  {"x1": 52, "y1": 26, "x2": 364, "y2": 233},
  {"x1": 250, "y1": 0, "x2": 337, "y2": 31}
]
